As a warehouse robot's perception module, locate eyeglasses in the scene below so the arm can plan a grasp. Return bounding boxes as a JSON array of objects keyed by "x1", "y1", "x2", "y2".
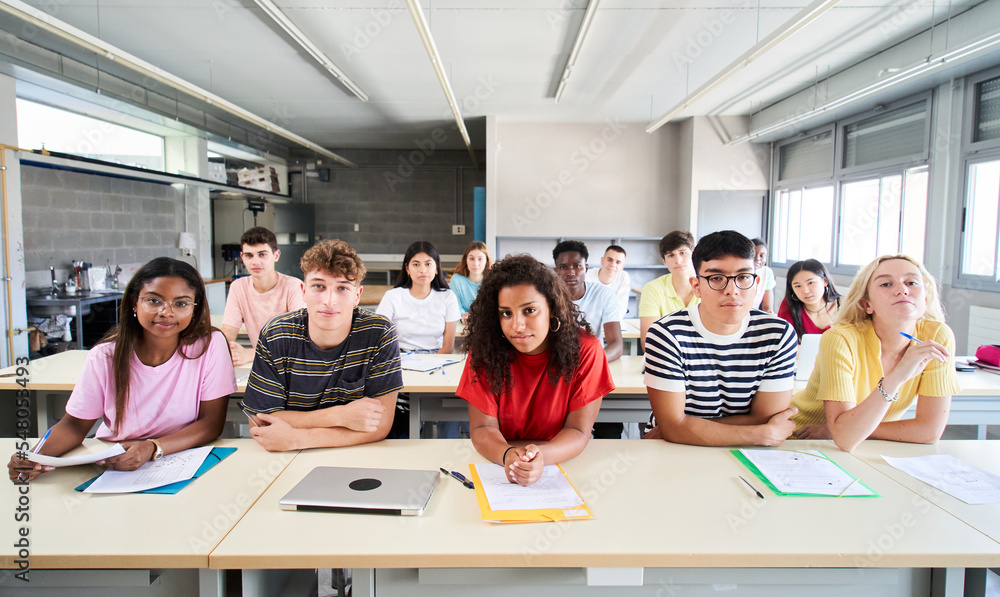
[
  {"x1": 138, "y1": 296, "x2": 197, "y2": 315},
  {"x1": 697, "y1": 273, "x2": 757, "y2": 291}
]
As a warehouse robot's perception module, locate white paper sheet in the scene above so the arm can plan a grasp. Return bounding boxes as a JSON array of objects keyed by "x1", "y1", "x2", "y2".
[
  {"x1": 473, "y1": 463, "x2": 583, "y2": 511},
  {"x1": 24, "y1": 443, "x2": 125, "y2": 467},
  {"x1": 83, "y1": 446, "x2": 212, "y2": 494},
  {"x1": 882, "y1": 454, "x2": 1000, "y2": 505},
  {"x1": 400, "y1": 355, "x2": 461, "y2": 372},
  {"x1": 739, "y1": 449, "x2": 876, "y2": 496}
]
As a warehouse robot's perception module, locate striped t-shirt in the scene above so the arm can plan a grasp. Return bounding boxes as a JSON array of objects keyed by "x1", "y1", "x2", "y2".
[
  {"x1": 644, "y1": 306, "x2": 797, "y2": 422},
  {"x1": 241, "y1": 308, "x2": 404, "y2": 414}
]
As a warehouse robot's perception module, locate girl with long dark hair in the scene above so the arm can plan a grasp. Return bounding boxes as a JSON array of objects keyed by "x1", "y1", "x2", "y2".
[
  {"x1": 778, "y1": 259, "x2": 842, "y2": 338},
  {"x1": 9, "y1": 257, "x2": 235, "y2": 481},
  {"x1": 457, "y1": 255, "x2": 614, "y2": 486}
]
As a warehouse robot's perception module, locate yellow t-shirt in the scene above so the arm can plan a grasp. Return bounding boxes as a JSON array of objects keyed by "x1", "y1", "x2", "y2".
[
  {"x1": 791, "y1": 320, "x2": 961, "y2": 432},
  {"x1": 638, "y1": 273, "x2": 699, "y2": 319}
]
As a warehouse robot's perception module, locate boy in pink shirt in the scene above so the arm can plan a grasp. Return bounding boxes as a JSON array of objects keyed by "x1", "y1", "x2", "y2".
[{"x1": 221, "y1": 227, "x2": 305, "y2": 366}]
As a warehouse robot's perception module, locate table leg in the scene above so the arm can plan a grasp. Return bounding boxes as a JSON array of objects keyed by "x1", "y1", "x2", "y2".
[
  {"x1": 978, "y1": 424, "x2": 987, "y2": 440},
  {"x1": 352, "y1": 568, "x2": 375, "y2": 597},
  {"x1": 410, "y1": 395, "x2": 421, "y2": 439},
  {"x1": 198, "y1": 568, "x2": 225, "y2": 597},
  {"x1": 931, "y1": 567, "x2": 966, "y2": 597},
  {"x1": 241, "y1": 569, "x2": 291, "y2": 597},
  {"x1": 34, "y1": 391, "x2": 50, "y2": 434}
]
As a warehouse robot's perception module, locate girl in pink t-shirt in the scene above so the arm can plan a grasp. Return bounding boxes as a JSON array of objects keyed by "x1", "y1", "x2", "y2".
[{"x1": 9, "y1": 258, "x2": 236, "y2": 482}]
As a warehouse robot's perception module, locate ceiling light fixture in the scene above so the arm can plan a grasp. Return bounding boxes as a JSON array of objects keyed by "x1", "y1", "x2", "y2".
[
  {"x1": 646, "y1": 0, "x2": 840, "y2": 134},
  {"x1": 553, "y1": 0, "x2": 602, "y2": 103},
  {"x1": 0, "y1": 0, "x2": 358, "y2": 169},
  {"x1": 724, "y1": 29, "x2": 1000, "y2": 145},
  {"x1": 404, "y1": 0, "x2": 479, "y2": 168},
  {"x1": 250, "y1": 0, "x2": 369, "y2": 102}
]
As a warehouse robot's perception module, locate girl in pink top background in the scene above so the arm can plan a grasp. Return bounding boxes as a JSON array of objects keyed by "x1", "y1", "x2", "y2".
[{"x1": 8, "y1": 258, "x2": 236, "y2": 482}]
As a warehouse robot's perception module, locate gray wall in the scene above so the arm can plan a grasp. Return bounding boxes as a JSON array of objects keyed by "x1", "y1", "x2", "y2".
[
  {"x1": 292, "y1": 149, "x2": 485, "y2": 255},
  {"x1": 20, "y1": 165, "x2": 184, "y2": 276}
]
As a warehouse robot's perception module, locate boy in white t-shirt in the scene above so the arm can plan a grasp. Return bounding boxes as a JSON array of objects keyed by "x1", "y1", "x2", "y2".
[
  {"x1": 220, "y1": 227, "x2": 306, "y2": 366},
  {"x1": 585, "y1": 244, "x2": 631, "y2": 319}
]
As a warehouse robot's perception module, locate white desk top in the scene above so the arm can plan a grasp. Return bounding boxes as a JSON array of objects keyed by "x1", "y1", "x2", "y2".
[
  {"x1": 209, "y1": 439, "x2": 1000, "y2": 570},
  {"x1": 0, "y1": 438, "x2": 291, "y2": 569},
  {"x1": 851, "y1": 439, "x2": 1000, "y2": 543}
]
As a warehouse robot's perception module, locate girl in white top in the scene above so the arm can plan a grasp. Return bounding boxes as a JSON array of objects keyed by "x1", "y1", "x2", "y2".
[{"x1": 377, "y1": 241, "x2": 460, "y2": 353}]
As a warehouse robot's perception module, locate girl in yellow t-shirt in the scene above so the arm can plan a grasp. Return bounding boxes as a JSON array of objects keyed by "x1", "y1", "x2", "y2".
[{"x1": 792, "y1": 255, "x2": 959, "y2": 452}]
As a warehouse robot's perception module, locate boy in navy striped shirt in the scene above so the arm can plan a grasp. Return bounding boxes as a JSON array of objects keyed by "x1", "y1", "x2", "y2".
[{"x1": 643, "y1": 230, "x2": 798, "y2": 446}]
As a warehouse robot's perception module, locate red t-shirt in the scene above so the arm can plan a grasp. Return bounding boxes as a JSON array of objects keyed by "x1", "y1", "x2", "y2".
[
  {"x1": 778, "y1": 298, "x2": 830, "y2": 335},
  {"x1": 457, "y1": 332, "x2": 615, "y2": 441}
]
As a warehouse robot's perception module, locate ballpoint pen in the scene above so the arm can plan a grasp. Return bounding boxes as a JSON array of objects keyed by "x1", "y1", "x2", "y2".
[
  {"x1": 440, "y1": 467, "x2": 474, "y2": 489},
  {"x1": 899, "y1": 332, "x2": 922, "y2": 343},
  {"x1": 33, "y1": 428, "x2": 52, "y2": 454},
  {"x1": 739, "y1": 475, "x2": 764, "y2": 499}
]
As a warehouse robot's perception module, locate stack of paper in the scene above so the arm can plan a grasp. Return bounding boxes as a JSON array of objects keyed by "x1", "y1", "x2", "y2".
[
  {"x1": 882, "y1": 454, "x2": 1000, "y2": 505},
  {"x1": 401, "y1": 355, "x2": 461, "y2": 372},
  {"x1": 468, "y1": 463, "x2": 592, "y2": 523}
]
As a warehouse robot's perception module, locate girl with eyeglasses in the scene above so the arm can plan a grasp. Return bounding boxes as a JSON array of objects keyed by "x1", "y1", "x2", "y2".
[
  {"x1": 457, "y1": 255, "x2": 614, "y2": 486},
  {"x1": 8, "y1": 257, "x2": 236, "y2": 482}
]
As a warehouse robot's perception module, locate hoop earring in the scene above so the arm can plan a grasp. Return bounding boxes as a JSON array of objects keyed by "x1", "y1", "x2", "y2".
[{"x1": 550, "y1": 318, "x2": 561, "y2": 332}]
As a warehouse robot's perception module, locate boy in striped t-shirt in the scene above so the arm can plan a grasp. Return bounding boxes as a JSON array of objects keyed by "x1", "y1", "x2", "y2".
[
  {"x1": 241, "y1": 240, "x2": 403, "y2": 451},
  {"x1": 643, "y1": 230, "x2": 798, "y2": 446}
]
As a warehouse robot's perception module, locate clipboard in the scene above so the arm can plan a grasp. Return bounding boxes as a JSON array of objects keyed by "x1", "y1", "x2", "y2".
[
  {"x1": 732, "y1": 448, "x2": 880, "y2": 498},
  {"x1": 74, "y1": 446, "x2": 236, "y2": 494},
  {"x1": 467, "y1": 463, "x2": 593, "y2": 523}
]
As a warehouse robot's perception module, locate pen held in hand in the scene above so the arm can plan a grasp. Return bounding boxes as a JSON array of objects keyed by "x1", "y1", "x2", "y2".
[
  {"x1": 899, "y1": 332, "x2": 922, "y2": 343},
  {"x1": 739, "y1": 475, "x2": 765, "y2": 499}
]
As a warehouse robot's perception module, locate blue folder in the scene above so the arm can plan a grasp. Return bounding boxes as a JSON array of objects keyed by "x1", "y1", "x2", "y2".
[{"x1": 74, "y1": 446, "x2": 236, "y2": 494}]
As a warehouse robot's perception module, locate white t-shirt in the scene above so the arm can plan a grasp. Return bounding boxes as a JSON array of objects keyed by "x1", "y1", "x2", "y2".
[
  {"x1": 586, "y1": 267, "x2": 631, "y2": 319},
  {"x1": 376, "y1": 287, "x2": 460, "y2": 352},
  {"x1": 574, "y1": 281, "x2": 620, "y2": 345}
]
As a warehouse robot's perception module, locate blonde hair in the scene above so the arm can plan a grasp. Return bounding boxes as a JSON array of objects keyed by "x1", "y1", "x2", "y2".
[{"x1": 836, "y1": 254, "x2": 945, "y2": 331}]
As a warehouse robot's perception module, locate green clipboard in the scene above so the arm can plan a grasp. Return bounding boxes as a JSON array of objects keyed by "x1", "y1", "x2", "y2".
[
  {"x1": 74, "y1": 446, "x2": 236, "y2": 494},
  {"x1": 731, "y1": 448, "x2": 880, "y2": 498}
]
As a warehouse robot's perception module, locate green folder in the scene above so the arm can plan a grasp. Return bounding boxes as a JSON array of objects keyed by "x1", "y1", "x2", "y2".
[
  {"x1": 74, "y1": 446, "x2": 236, "y2": 494},
  {"x1": 731, "y1": 448, "x2": 880, "y2": 498}
]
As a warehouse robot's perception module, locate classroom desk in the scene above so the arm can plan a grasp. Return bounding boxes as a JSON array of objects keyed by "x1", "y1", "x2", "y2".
[
  {"x1": 0, "y1": 438, "x2": 293, "y2": 596},
  {"x1": 209, "y1": 439, "x2": 1000, "y2": 597},
  {"x1": 209, "y1": 315, "x2": 246, "y2": 337}
]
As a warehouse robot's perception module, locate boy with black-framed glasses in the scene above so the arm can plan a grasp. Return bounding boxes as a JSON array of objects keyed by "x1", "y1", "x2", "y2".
[{"x1": 642, "y1": 230, "x2": 799, "y2": 446}]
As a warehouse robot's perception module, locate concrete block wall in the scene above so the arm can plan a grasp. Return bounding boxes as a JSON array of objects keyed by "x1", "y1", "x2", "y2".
[
  {"x1": 294, "y1": 149, "x2": 486, "y2": 255},
  {"x1": 20, "y1": 165, "x2": 184, "y2": 278}
]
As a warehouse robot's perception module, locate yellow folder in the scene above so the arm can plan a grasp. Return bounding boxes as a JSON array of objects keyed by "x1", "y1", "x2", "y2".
[{"x1": 467, "y1": 463, "x2": 593, "y2": 524}]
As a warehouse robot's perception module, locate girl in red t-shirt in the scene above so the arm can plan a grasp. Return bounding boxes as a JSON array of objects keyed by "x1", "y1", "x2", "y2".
[{"x1": 457, "y1": 255, "x2": 615, "y2": 486}]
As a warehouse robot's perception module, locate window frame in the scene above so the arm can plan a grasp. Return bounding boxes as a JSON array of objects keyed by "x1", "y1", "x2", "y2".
[
  {"x1": 963, "y1": 65, "x2": 1000, "y2": 154},
  {"x1": 953, "y1": 149, "x2": 1000, "y2": 293},
  {"x1": 769, "y1": 92, "x2": 933, "y2": 275}
]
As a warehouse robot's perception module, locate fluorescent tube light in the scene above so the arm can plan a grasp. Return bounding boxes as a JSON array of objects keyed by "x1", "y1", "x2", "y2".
[{"x1": 553, "y1": 0, "x2": 602, "y2": 103}]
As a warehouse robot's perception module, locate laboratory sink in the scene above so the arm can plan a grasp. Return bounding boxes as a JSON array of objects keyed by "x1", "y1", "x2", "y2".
[{"x1": 26, "y1": 289, "x2": 123, "y2": 317}]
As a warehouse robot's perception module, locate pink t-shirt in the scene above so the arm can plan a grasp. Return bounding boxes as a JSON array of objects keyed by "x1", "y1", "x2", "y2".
[
  {"x1": 222, "y1": 273, "x2": 305, "y2": 346},
  {"x1": 64, "y1": 331, "x2": 238, "y2": 441}
]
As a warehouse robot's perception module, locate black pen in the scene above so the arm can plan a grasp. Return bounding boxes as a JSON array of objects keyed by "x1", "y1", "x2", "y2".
[
  {"x1": 440, "y1": 467, "x2": 474, "y2": 489},
  {"x1": 739, "y1": 475, "x2": 764, "y2": 499}
]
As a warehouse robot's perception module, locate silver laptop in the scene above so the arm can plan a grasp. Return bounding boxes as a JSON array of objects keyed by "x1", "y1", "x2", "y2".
[
  {"x1": 795, "y1": 334, "x2": 823, "y2": 381},
  {"x1": 279, "y1": 466, "x2": 440, "y2": 516}
]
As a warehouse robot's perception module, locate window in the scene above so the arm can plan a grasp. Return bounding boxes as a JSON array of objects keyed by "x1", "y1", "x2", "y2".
[
  {"x1": 770, "y1": 94, "x2": 931, "y2": 271},
  {"x1": 16, "y1": 99, "x2": 165, "y2": 171},
  {"x1": 960, "y1": 158, "x2": 1000, "y2": 280}
]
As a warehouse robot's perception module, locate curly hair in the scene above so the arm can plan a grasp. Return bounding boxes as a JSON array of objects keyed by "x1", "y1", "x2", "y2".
[
  {"x1": 464, "y1": 254, "x2": 593, "y2": 395},
  {"x1": 300, "y1": 239, "x2": 366, "y2": 283}
]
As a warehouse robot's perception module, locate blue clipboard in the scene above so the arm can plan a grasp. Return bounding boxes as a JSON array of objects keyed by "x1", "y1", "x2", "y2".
[{"x1": 74, "y1": 446, "x2": 236, "y2": 494}]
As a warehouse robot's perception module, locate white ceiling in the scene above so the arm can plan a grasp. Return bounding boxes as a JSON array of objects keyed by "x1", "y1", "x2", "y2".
[{"x1": 7, "y1": 0, "x2": 988, "y2": 151}]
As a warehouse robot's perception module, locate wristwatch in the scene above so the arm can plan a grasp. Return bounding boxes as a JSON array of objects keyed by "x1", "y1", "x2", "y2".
[
  {"x1": 876, "y1": 377, "x2": 899, "y2": 402},
  {"x1": 148, "y1": 439, "x2": 165, "y2": 461}
]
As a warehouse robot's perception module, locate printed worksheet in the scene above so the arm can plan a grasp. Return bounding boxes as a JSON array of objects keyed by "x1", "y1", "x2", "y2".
[
  {"x1": 739, "y1": 449, "x2": 877, "y2": 496},
  {"x1": 882, "y1": 454, "x2": 1000, "y2": 505},
  {"x1": 400, "y1": 355, "x2": 461, "y2": 372},
  {"x1": 83, "y1": 446, "x2": 213, "y2": 494},
  {"x1": 473, "y1": 463, "x2": 584, "y2": 511}
]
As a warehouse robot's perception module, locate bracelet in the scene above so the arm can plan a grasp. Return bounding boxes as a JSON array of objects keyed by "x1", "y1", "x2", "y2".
[
  {"x1": 876, "y1": 377, "x2": 899, "y2": 402},
  {"x1": 502, "y1": 446, "x2": 516, "y2": 466}
]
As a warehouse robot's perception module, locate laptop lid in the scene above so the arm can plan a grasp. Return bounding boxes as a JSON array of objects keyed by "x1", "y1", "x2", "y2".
[
  {"x1": 279, "y1": 466, "x2": 440, "y2": 516},
  {"x1": 795, "y1": 334, "x2": 822, "y2": 381}
]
